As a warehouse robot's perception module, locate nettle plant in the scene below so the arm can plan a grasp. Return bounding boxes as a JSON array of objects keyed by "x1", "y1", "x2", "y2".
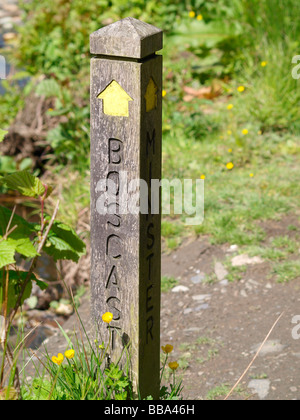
[{"x1": 0, "y1": 129, "x2": 85, "y2": 397}]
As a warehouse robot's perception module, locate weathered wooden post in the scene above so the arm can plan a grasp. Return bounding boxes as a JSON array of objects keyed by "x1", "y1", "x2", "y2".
[{"x1": 90, "y1": 18, "x2": 163, "y2": 399}]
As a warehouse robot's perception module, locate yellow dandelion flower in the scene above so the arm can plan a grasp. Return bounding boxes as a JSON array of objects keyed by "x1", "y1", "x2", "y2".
[
  {"x1": 102, "y1": 312, "x2": 113, "y2": 323},
  {"x1": 197, "y1": 14, "x2": 203, "y2": 21},
  {"x1": 168, "y1": 361, "x2": 179, "y2": 371},
  {"x1": 258, "y1": 130, "x2": 262, "y2": 135},
  {"x1": 227, "y1": 104, "x2": 234, "y2": 110},
  {"x1": 200, "y1": 174, "x2": 206, "y2": 180},
  {"x1": 227, "y1": 130, "x2": 232, "y2": 135},
  {"x1": 52, "y1": 353, "x2": 64, "y2": 365},
  {"x1": 226, "y1": 162, "x2": 234, "y2": 170},
  {"x1": 242, "y1": 129, "x2": 249, "y2": 135},
  {"x1": 250, "y1": 173, "x2": 254, "y2": 177},
  {"x1": 65, "y1": 349, "x2": 75, "y2": 360},
  {"x1": 162, "y1": 90, "x2": 167, "y2": 98},
  {"x1": 161, "y1": 344, "x2": 173, "y2": 354},
  {"x1": 261, "y1": 61, "x2": 267, "y2": 67},
  {"x1": 228, "y1": 148, "x2": 232, "y2": 153},
  {"x1": 237, "y1": 86, "x2": 245, "y2": 93},
  {"x1": 189, "y1": 11, "x2": 196, "y2": 18}
]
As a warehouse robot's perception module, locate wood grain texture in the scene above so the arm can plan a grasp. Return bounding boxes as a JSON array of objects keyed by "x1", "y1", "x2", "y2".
[
  {"x1": 90, "y1": 17, "x2": 163, "y2": 59},
  {"x1": 90, "y1": 19, "x2": 162, "y2": 399}
]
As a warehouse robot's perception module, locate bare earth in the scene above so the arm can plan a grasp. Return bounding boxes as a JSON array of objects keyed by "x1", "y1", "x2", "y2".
[
  {"x1": 25, "y1": 214, "x2": 300, "y2": 401},
  {"x1": 160, "y1": 234, "x2": 300, "y2": 400}
]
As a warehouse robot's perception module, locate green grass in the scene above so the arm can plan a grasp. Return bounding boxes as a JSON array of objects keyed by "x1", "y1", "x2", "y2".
[
  {"x1": 2, "y1": 0, "x2": 299, "y2": 254},
  {"x1": 225, "y1": 263, "x2": 247, "y2": 283},
  {"x1": 206, "y1": 384, "x2": 231, "y2": 400},
  {"x1": 161, "y1": 276, "x2": 179, "y2": 293},
  {"x1": 2, "y1": 0, "x2": 300, "y2": 401},
  {"x1": 206, "y1": 383, "x2": 246, "y2": 400},
  {"x1": 272, "y1": 260, "x2": 300, "y2": 283},
  {"x1": 245, "y1": 236, "x2": 299, "y2": 262}
]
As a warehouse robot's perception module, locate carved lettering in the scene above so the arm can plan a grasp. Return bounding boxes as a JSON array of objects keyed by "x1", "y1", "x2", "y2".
[
  {"x1": 109, "y1": 325, "x2": 122, "y2": 350},
  {"x1": 146, "y1": 285, "x2": 154, "y2": 312},
  {"x1": 106, "y1": 234, "x2": 122, "y2": 259},
  {"x1": 106, "y1": 265, "x2": 120, "y2": 291},
  {"x1": 106, "y1": 296, "x2": 121, "y2": 321},
  {"x1": 146, "y1": 316, "x2": 154, "y2": 344},
  {"x1": 106, "y1": 171, "x2": 120, "y2": 196},
  {"x1": 146, "y1": 129, "x2": 156, "y2": 156},
  {"x1": 107, "y1": 203, "x2": 121, "y2": 227},
  {"x1": 146, "y1": 253, "x2": 154, "y2": 282},
  {"x1": 147, "y1": 223, "x2": 155, "y2": 250},
  {"x1": 109, "y1": 138, "x2": 123, "y2": 164}
]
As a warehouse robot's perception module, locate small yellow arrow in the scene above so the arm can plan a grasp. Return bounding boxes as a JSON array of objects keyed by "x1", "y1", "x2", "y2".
[
  {"x1": 98, "y1": 80, "x2": 133, "y2": 117},
  {"x1": 144, "y1": 77, "x2": 158, "y2": 112}
]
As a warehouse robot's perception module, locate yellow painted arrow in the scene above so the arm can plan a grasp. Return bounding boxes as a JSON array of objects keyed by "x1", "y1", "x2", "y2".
[
  {"x1": 98, "y1": 80, "x2": 133, "y2": 117},
  {"x1": 144, "y1": 77, "x2": 158, "y2": 113}
]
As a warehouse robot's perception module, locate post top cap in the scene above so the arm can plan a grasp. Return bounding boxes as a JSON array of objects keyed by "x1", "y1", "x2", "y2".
[{"x1": 90, "y1": 17, "x2": 163, "y2": 59}]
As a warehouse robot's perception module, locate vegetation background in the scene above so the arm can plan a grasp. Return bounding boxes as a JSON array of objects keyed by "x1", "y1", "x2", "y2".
[
  {"x1": 0, "y1": 0, "x2": 300, "y2": 400},
  {"x1": 2, "y1": 0, "x2": 300, "y2": 252}
]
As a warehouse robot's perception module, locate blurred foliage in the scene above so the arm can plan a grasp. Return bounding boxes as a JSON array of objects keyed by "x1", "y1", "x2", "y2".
[
  {"x1": 0, "y1": 0, "x2": 299, "y2": 244},
  {"x1": 0, "y1": 0, "x2": 295, "y2": 173}
]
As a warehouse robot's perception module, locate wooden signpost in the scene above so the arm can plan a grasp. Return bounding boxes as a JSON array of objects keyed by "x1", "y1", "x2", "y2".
[{"x1": 90, "y1": 18, "x2": 163, "y2": 399}]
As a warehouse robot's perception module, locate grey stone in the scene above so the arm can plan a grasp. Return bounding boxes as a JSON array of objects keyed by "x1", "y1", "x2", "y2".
[
  {"x1": 90, "y1": 17, "x2": 163, "y2": 59},
  {"x1": 172, "y1": 285, "x2": 189, "y2": 293},
  {"x1": 192, "y1": 294, "x2": 211, "y2": 302},
  {"x1": 219, "y1": 279, "x2": 229, "y2": 286},
  {"x1": 195, "y1": 303, "x2": 209, "y2": 311},
  {"x1": 0, "y1": 17, "x2": 13, "y2": 25},
  {"x1": 2, "y1": 23, "x2": 13, "y2": 30},
  {"x1": 183, "y1": 308, "x2": 193, "y2": 315},
  {"x1": 251, "y1": 339, "x2": 286, "y2": 356},
  {"x1": 248, "y1": 379, "x2": 270, "y2": 400},
  {"x1": 228, "y1": 244, "x2": 238, "y2": 252},
  {"x1": 184, "y1": 327, "x2": 202, "y2": 334},
  {"x1": 190, "y1": 273, "x2": 205, "y2": 284},
  {"x1": 214, "y1": 262, "x2": 228, "y2": 281},
  {"x1": 231, "y1": 254, "x2": 264, "y2": 267}
]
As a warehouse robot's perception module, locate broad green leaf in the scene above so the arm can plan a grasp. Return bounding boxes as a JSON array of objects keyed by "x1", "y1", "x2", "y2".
[
  {"x1": 0, "y1": 156, "x2": 17, "y2": 174},
  {"x1": 34, "y1": 278, "x2": 48, "y2": 291},
  {"x1": 0, "y1": 241, "x2": 16, "y2": 269},
  {"x1": 0, "y1": 170, "x2": 49, "y2": 198},
  {"x1": 19, "y1": 158, "x2": 33, "y2": 171},
  {"x1": 44, "y1": 220, "x2": 86, "y2": 262},
  {"x1": 6, "y1": 270, "x2": 47, "y2": 291},
  {"x1": 0, "y1": 270, "x2": 33, "y2": 311},
  {"x1": 0, "y1": 129, "x2": 8, "y2": 143},
  {"x1": 35, "y1": 79, "x2": 61, "y2": 99},
  {"x1": 0, "y1": 206, "x2": 39, "y2": 259}
]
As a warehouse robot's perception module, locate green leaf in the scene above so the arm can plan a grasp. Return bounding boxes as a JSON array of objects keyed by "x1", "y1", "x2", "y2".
[
  {"x1": 35, "y1": 78, "x2": 61, "y2": 99},
  {"x1": 0, "y1": 156, "x2": 17, "y2": 174},
  {"x1": 0, "y1": 170, "x2": 50, "y2": 198},
  {"x1": 44, "y1": 220, "x2": 86, "y2": 262},
  {"x1": 0, "y1": 129, "x2": 8, "y2": 143},
  {"x1": 0, "y1": 206, "x2": 39, "y2": 259},
  {"x1": 0, "y1": 241, "x2": 16, "y2": 269},
  {"x1": 34, "y1": 278, "x2": 48, "y2": 291},
  {"x1": 0, "y1": 270, "x2": 33, "y2": 311}
]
